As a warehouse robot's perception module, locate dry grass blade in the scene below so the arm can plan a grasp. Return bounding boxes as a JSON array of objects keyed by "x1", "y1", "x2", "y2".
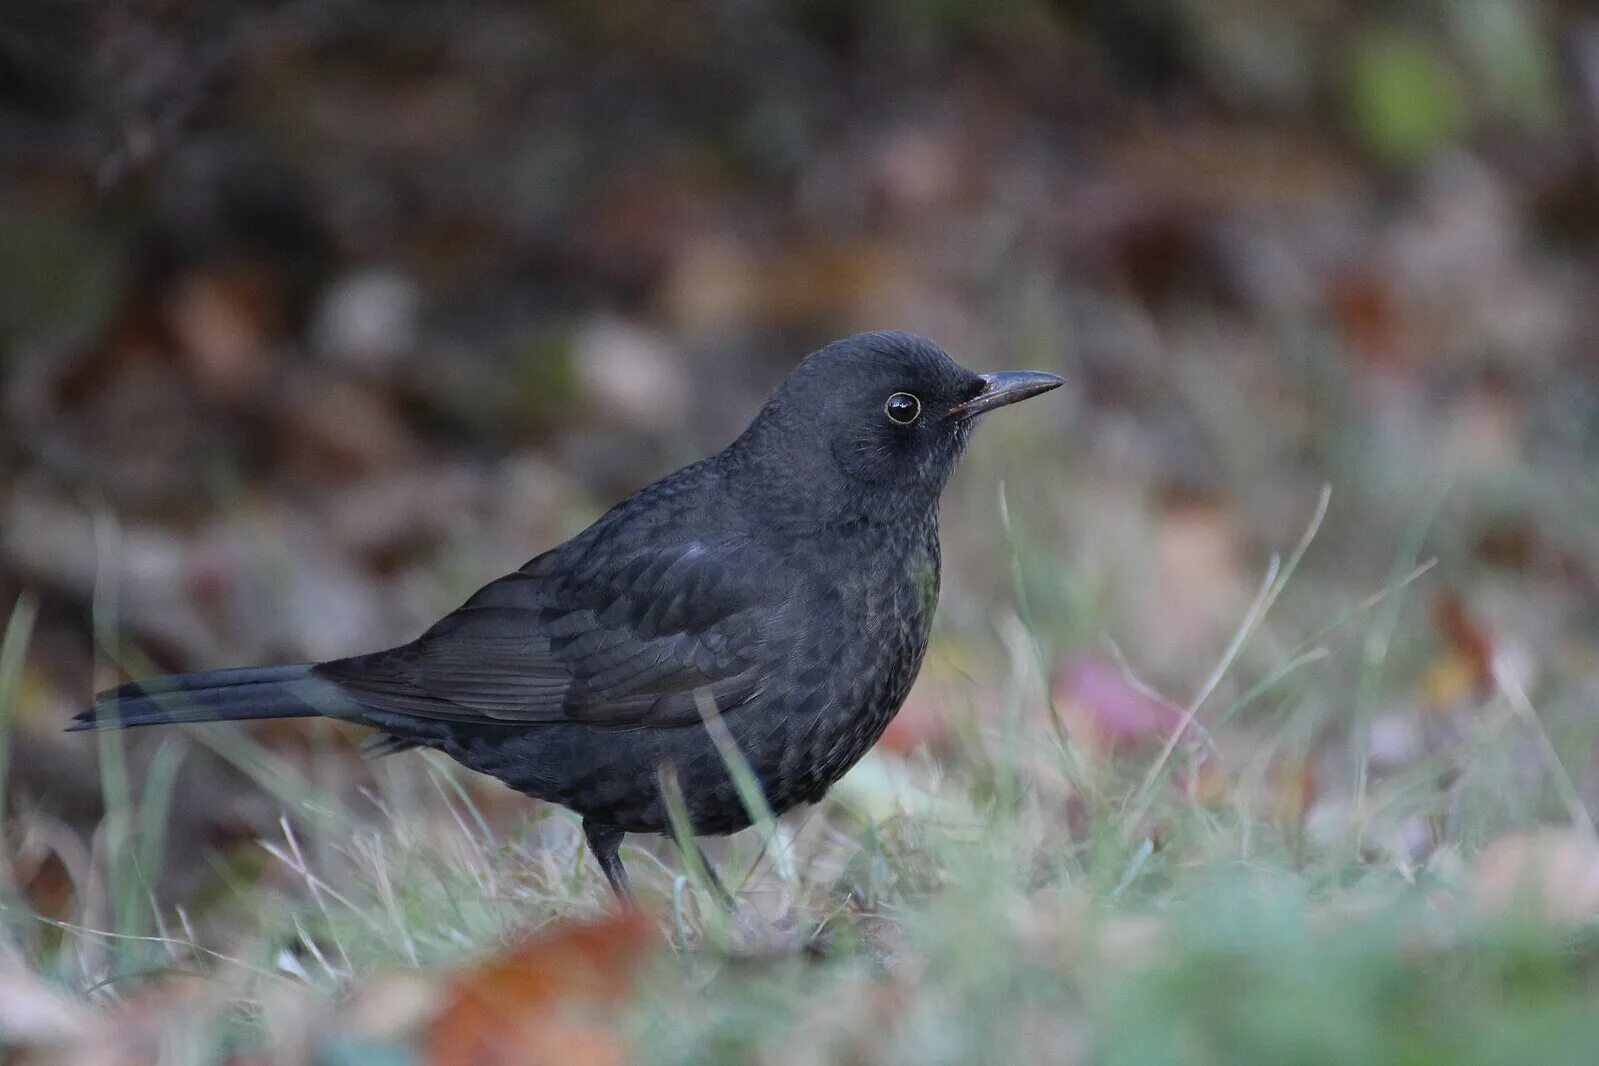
[
  {"x1": 1493, "y1": 654, "x2": 1596, "y2": 839},
  {"x1": 1122, "y1": 486, "x2": 1331, "y2": 837},
  {"x1": 696, "y1": 691, "x2": 797, "y2": 887},
  {"x1": 0, "y1": 593, "x2": 40, "y2": 895}
]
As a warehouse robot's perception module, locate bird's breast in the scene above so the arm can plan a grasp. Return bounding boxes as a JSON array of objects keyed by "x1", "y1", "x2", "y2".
[{"x1": 759, "y1": 520, "x2": 939, "y2": 803}]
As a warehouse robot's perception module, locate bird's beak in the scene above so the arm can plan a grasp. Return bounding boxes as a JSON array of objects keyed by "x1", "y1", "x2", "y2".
[{"x1": 948, "y1": 370, "x2": 1066, "y2": 421}]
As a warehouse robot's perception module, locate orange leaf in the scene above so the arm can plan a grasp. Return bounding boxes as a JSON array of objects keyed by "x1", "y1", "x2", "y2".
[
  {"x1": 427, "y1": 909, "x2": 657, "y2": 1066},
  {"x1": 1421, "y1": 650, "x2": 1480, "y2": 711},
  {"x1": 1432, "y1": 593, "x2": 1494, "y2": 694}
]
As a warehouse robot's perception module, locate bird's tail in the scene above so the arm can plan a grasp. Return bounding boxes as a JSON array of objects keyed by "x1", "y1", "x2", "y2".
[{"x1": 70, "y1": 664, "x2": 340, "y2": 731}]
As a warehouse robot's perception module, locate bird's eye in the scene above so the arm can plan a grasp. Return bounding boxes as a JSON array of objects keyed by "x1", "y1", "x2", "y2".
[{"x1": 884, "y1": 392, "x2": 921, "y2": 425}]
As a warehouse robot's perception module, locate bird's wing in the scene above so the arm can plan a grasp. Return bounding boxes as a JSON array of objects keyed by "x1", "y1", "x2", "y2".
[{"x1": 314, "y1": 536, "x2": 780, "y2": 730}]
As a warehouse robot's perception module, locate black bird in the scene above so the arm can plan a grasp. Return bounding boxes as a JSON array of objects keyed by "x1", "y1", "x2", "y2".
[{"x1": 74, "y1": 332, "x2": 1062, "y2": 901}]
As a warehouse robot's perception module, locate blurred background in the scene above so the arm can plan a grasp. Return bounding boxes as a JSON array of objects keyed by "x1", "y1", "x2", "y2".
[{"x1": 2, "y1": 0, "x2": 1598, "y2": 925}]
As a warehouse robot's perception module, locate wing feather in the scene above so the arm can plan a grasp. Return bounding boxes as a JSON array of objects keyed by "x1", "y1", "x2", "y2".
[{"x1": 315, "y1": 535, "x2": 777, "y2": 730}]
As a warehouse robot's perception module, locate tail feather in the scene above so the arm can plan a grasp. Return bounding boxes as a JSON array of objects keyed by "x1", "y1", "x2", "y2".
[{"x1": 71, "y1": 663, "x2": 344, "y2": 731}]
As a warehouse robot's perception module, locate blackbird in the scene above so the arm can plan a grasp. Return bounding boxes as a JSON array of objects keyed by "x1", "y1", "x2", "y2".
[{"x1": 74, "y1": 331, "x2": 1062, "y2": 901}]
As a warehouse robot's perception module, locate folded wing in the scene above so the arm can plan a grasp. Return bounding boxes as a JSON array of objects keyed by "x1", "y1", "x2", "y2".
[{"x1": 315, "y1": 537, "x2": 778, "y2": 730}]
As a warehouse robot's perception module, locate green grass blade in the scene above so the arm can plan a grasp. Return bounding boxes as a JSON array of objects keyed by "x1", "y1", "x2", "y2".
[
  {"x1": 696, "y1": 691, "x2": 795, "y2": 887},
  {"x1": 658, "y1": 763, "x2": 731, "y2": 947},
  {"x1": 0, "y1": 592, "x2": 40, "y2": 897}
]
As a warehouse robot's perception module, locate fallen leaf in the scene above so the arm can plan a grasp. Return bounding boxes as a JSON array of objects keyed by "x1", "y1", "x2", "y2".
[
  {"x1": 1420, "y1": 650, "x2": 1481, "y2": 711},
  {"x1": 1471, "y1": 829, "x2": 1599, "y2": 926},
  {"x1": 15, "y1": 840, "x2": 74, "y2": 920},
  {"x1": 1330, "y1": 265, "x2": 1415, "y2": 367},
  {"x1": 1424, "y1": 592, "x2": 1495, "y2": 709},
  {"x1": 426, "y1": 909, "x2": 657, "y2": 1066},
  {"x1": 1055, "y1": 656, "x2": 1182, "y2": 752},
  {"x1": 168, "y1": 265, "x2": 278, "y2": 403},
  {"x1": 656, "y1": 234, "x2": 760, "y2": 333},
  {"x1": 0, "y1": 967, "x2": 96, "y2": 1047},
  {"x1": 276, "y1": 370, "x2": 421, "y2": 482}
]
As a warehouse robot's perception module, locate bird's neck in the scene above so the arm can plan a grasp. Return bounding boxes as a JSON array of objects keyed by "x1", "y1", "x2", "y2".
[
  {"x1": 716, "y1": 409, "x2": 951, "y2": 536},
  {"x1": 717, "y1": 455, "x2": 938, "y2": 536},
  {"x1": 831, "y1": 493, "x2": 942, "y2": 540}
]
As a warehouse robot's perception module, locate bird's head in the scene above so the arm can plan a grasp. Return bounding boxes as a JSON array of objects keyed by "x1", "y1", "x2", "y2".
[{"x1": 728, "y1": 331, "x2": 1063, "y2": 519}]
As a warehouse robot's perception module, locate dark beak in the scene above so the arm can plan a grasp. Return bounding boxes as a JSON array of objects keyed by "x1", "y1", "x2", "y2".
[{"x1": 948, "y1": 370, "x2": 1065, "y2": 421}]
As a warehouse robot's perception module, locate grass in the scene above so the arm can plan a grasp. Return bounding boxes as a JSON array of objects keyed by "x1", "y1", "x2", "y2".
[{"x1": 3, "y1": 486, "x2": 1598, "y2": 1065}]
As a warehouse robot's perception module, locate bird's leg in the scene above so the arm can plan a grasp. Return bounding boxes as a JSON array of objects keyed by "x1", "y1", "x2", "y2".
[
  {"x1": 683, "y1": 839, "x2": 737, "y2": 911},
  {"x1": 583, "y1": 819, "x2": 635, "y2": 905}
]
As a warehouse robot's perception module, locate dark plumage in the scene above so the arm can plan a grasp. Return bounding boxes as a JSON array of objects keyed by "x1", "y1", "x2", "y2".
[{"x1": 74, "y1": 331, "x2": 1063, "y2": 900}]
